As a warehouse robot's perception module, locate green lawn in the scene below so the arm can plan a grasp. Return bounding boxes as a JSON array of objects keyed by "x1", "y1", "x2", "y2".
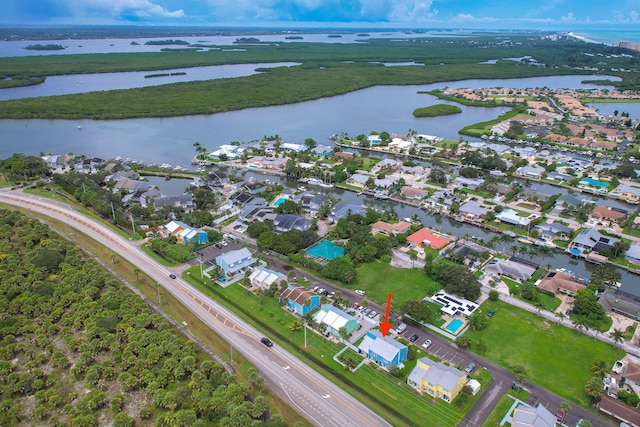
[
  {"x1": 350, "y1": 261, "x2": 440, "y2": 308},
  {"x1": 465, "y1": 300, "x2": 624, "y2": 406},
  {"x1": 482, "y1": 390, "x2": 530, "y2": 427},
  {"x1": 183, "y1": 267, "x2": 472, "y2": 427},
  {"x1": 501, "y1": 277, "x2": 561, "y2": 312}
]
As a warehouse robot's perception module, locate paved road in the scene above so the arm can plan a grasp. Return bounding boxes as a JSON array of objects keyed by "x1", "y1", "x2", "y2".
[{"x1": 0, "y1": 190, "x2": 391, "y2": 427}]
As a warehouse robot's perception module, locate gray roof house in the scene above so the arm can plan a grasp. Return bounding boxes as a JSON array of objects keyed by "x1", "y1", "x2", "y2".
[
  {"x1": 453, "y1": 177, "x2": 485, "y2": 189},
  {"x1": 547, "y1": 171, "x2": 574, "y2": 182},
  {"x1": 153, "y1": 194, "x2": 195, "y2": 213},
  {"x1": 294, "y1": 192, "x2": 330, "y2": 213},
  {"x1": 515, "y1": 165, "x2": 545, "y2": 179},
  {"x1": 459, "y1": 201, "x2": 488, "y2": 221},
  {"x1": 495, "y1": 209, "x2": 532, "y2": 228},
  {"x1": 555, "y1": 193, "x2": 583, "y2": 209},
  {"x1": 407, "y1": 357, "x2": 467, "y2": 403},
  {"x1": 273, "y1": 214, "x2": 312, "y2": 233},
  {"x1": 485, "y1": 259, "x2": 536, "y2": 281},
  {"x1": 625, "y1": 243, "x2": 640, "y2": 264},
  {"x1": 534, "y1": 222, "x2": 572, "y2": 241},
  {"x1": 329, "y1": 201, "x2": 366, "y2": 223},
  {"x1": 511, "y1": 404, "x2": 556, "y2": 427},
  {"x1": 569, "y1": 228, "x2": 619, "y2": 255},
  {"x1": 346, "y1": 173, "x2": 370, "y2": 187}
]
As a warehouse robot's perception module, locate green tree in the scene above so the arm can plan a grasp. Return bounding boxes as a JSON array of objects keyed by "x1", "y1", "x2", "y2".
[
  {"x1": 585, "y1": 376, "x2": 604, "y2": 405},
  {"x1": 590, "y1": 360, "x2": 609, "y2": 377},
  {"x1": 455, "y1": 336, "x2": 471, "y2": 349},
  {"x1": 610, "y1": 328, "x2": 625, "y2": 348}
]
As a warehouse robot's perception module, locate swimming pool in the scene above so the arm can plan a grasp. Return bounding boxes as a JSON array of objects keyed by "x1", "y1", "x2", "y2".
[
  {"x1": 273, "y1": 197, "x2": 287, "y2": 207},
  {"x1": 445, "y1": 319, "x2": 464, "y2": 334},
  {"x1": 306, "y1": 240, "x2": 345, "y2": 261}
]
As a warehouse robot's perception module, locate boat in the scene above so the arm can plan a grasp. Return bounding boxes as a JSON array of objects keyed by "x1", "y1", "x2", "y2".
[
  {"x1": 374, "y1": 193, "x2": 389, "y2": 200},
  {"x1": 517, "y1": 238, "x2": 533, "y2": 245},
  {"x1": 76, "y1": 124, "x2": 82, "y2": 130},
  {"x1": 306, "y1": 178, "x2": 334, "y2": 188},
  {"x1": 505, "y1": 231, "x2": 516, "y2": 237},
  {"x1": 297, "y1": 186, "x2": 306, "y2": 192}
]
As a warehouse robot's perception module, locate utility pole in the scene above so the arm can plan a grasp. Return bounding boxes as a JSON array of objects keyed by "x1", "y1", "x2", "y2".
[
  {"x1": 157, "y1": 283, "x2": 161, "y2": 305},
  {"x1": 304, "y1": 320, "x2": 307, "y2": 348},
  {"x1": 197, "y1": 251, "x2": 203, "y2": 278},
  {"x1": 110, "y1": 202, "x2": 116, "y2": 221},
  {"x1": 130, "y1": 215, "x2": 135, "y2": 233},
  {"x1": 230, "y1": 343, "x2": 233, "y2": 364}
]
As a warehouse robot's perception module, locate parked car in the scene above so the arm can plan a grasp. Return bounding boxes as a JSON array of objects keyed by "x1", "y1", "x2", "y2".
[
  {"x1": 313, "y1": 286, "x2": 319, "y2": 292},
  {"x1": 215, "y1": 243, "x2": 222, "y2": 249},
  {"x1": 613, "y1": 360, "x2": 625, "y2": 374},
  {"x1": 362, "y1": 308, "x2": 371, "y2": 316},
  {"x1": 565, "y1": 308, "x2": 572, "y2": 316},
  {"x1": 352, "y1": 302, "x2": 360, "y2": 309},
  {"x1": 357, "y1": 305, "x2": 365, "y2": 311},
  {"x1": 169, "y1": 273, "x2": 177, "y2": 279},
  {"x1": 395, "y1": 323, "x2": 407, "y2": 334},
  {"x1": 487, "y1": 309, "x2": 496, "y2": 317},
  {"x1": 555, "y1": 409, "x2": 565, "y2": 423},
  {"x1": 368, "y1": 310, "x2": 377, "y2": 319},
  {"x1": 317, "y1": 288, "x2": 325, "y2": 295},
  {"x1": 261, "y1": 337, "x2": 273, "y2": 347},
  {"x1": 409, "y1": 334, "x2": 419, "y2": 343},
  {"x1": 422, "y1": 339, "x2": 432, "y2": 349},
  {"x1": 465, "y1": 363, "x2": 476, "y2": 374},
  {"x1": 355, "y1": 289, "x2": 365, "y2": 295}
]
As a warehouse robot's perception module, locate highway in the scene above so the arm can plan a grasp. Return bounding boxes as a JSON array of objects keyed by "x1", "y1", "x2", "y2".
[{"x1": 0, "y1": 189, "x2": 391, "y2": 427}]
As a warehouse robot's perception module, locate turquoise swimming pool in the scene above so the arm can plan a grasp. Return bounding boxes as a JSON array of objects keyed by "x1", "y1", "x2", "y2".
[
  {"x1": 445, "y1": 319, "x2": 464, "y2": 334},
  {"x1": 306, "y1": 240, "x2": 344, "y2": 261},
  {"x1": 273, "y1": 197, "x2": 287, "y2": 207}
]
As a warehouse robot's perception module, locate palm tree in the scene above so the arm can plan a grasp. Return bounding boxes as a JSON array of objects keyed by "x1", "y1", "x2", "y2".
[
  {"x1": 555, "y1": 311, "x2": 565, "y2": 323},
  {"x1": 455, "y1": 336, "x2": 471, "y2": 349},
  {"x1": 585, "y1": 376, "x2": 604, "y2": 405},
  {"x1": 560, "y1": 402, "x2": 571, "y2": 417},
  {"x1": 577, "y1": 420, "x2": 592, "y2": 427},
  {"x1": 133, "y1": 268, "x2": 141, "y2": 285},
  {"x1": 590, "y1": 360, "x2": 609, "y2": 377},
  {"x1": 610, "y1": 328, "x2": 625, "y2": 348},
  {"x1": 573, "y1": 316, "x2": 589, "y2": 335}
]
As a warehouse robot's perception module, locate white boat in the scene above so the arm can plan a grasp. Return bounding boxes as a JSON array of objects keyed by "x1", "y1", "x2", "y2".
[
  {"x1": 517, "y1": 238, "x2": 533, "y2": 245},
  {"x1": 76, "y1": 124, "x2": 82, "y2": 130}
]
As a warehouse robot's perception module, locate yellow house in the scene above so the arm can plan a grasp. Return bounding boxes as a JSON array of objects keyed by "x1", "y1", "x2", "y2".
[{"x1": 407, "y1": 357, "x2": 467, "y2": 403}]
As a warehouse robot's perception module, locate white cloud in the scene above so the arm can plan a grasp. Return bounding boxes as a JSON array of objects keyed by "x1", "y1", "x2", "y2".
[
  {"x1": 614, "y1": 10, "x2": 639, "y2": 23},
  {"x1": 66, "y1": 0, "x2": 185, "y2": 19},
  {"x1": 561, "y1": 12, "x2": 576, "y2": 22}
]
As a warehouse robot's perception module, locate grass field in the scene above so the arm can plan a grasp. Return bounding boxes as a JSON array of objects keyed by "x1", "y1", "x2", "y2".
[
  {"x1": 481, "y1": 389, "x2": 530, "y2": 427},
  {"x1": 348, "y1": 261, "x2": 440, "y2": 308},
  {"x1": 465, "y1": 300, "x2": 624, "y2": 406}
]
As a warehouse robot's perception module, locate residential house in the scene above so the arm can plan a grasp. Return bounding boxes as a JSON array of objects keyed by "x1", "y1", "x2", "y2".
[
  {"x1": 623, "y1": 361, "x2": 640, "y2": 394},
  {"x1": 495, "y1": 209, "x2": 533, "y2": 228},
  {"x1": 611, "y1": 185, "x2": 640, "y2": 204},
  {"x1": 555, "y1": 194, "x2": 583, "y2": 209},
  {"x1": 485, "y1": 259, "x2": 536, "y2": 281},
  {"x1": 313, "y1": 304, "x2": 359, "y2": 339},
  {"x1": 431, "y1": 291, "x2": 479, "y2": 317},
  {"x1": 280, "y1": 284, "x2": 320, "y2": 316},
  {"x1": 626, "y1": 243, "x2": 640, "y2": 265},
  {"x1": 374, "y1": 178, "x2": 394, "y2": 189},
  {"x1": 426, "y1": 191, "x2": 460, "y2": 211},
  {"x1": 164, "y1": 220, "x2": 208, "y2": 245},
  {"x1": 453, "y1": 177, "x2": 485, "y2": 190},
  {"x1": 313, "y1": 145, "x2": 333, "y2": 158},
  {"x1": 358, "y1": 330, "x2": 408, "y2": 369},
  {"x1": 535, "y1": 270, "x2": 588, "y2": 296},
  {"x1": 153, "y1": 194, "x2": 195, "y2": 213},
  {"x1": 578, "y1": 177, "x2": 609, "y2": 192},
  {"x1": 407, "y1": 357, "x2": 467, "y2": 403},
  {"x1": 400, "y1": 186, "x2": 429, "y2": 200},
  {"x1": 568, "y1": 228, "x2": 619, "y2": 255},
  {"x1": 282, "y1": 142, "x2": 304, "y2": 152},
  {"x1": 205, "y1": 171, "x2": 229, "y2": 187},
  {"x1": 215, "y1": 248, "x2": 256, "y2": 275},
  {"x1": 534, "y1": 222, "x2": 572, "y2": 241},
  {"x1": 346, "y1": 173, "x2": 370, "y2": 187},
  {"x1": 511, "y1": 404, "x2": 557, "y2": 427},
  {"x1": 273, "y1": 214, "x2": 311, "y2": 233},
  {"x1": 514, "y1": 165, "x2": 545, "y2": 179},
  {"x1": 591, "y1": 205, "x2": 627, "y2": 223},
  {"x1": 599, "y1": 288, "x2": 640, "y2": 321},
  {"x1": 329, "y1": 201, "x2": 366, "y2": 223},
  {"x1": 333, "y1": 151, "x2": 354, "y2": 159},
  {"x1": 210, "y1": 144, "x2": 242, "y2": 160},
  {"x1": 599, "y1": 395, "x2": 640, "y2": 427},
  {"x1": 230, "y1": 191, "x2": 257, "y2": 207},
  {"x1": 547, "y1": 171, "x2": 574, "y2": 182},
  {"x1": 294, "y1": 192, "x2": 330, "y2": 213},
  {"x1": 249, "y1": 266, "x2": 286, "y2": 290},
  {"x1": 375, "y1": 158, "x2": 402, "y2": 172},
  {"x1": 242, "y1": 179, "x2": 266, "y2": 195},
  {"x1": 406, "y1": 228, "x2": 452, "y2": 250},
  {"x1": 139, "y1": 187, "x2": 162, "y2": 208},
  {"x1": 371, "y1": 221, "x2": 412, "y2": 236},
  {"x1": 367, "y1": 134, "x2": 382, "y2": 145},
  {"x1": 459, "y1": 201, "x2": 488, "y2": 221}
]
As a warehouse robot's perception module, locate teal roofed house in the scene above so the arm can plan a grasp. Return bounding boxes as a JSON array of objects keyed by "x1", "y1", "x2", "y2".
[
  {"x1": 280, "y1": 284, "x2": 320, "y2": 316},
  {"x1": 579, "y1": 177, "x2": 609, "y2": 191},
  {"x1": 313, "y1": 304, "x2": 359, "y2": 339}
]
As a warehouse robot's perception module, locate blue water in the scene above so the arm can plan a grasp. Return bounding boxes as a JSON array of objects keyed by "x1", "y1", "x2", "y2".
[
  {"x1": 445, "y1": 319, "x2": 464, "y2": 334},
  {"x1": 306, "y1": 240, "x2": 345, "y2": 260},
  {"x1": 573, "y1": 30, "x2": 640, "y2": 45},
  {"x1": 273, "y1": 197, "x2": 287, "y2": 207}
]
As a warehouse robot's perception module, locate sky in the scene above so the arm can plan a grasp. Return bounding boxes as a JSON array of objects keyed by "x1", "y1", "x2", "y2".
[{"x1": 1, "y1": 0, "x2": 639, "y2": 31}]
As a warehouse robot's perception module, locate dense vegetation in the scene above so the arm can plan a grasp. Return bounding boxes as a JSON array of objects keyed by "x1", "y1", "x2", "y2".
[
  {"x1": 0, "y1": 208, "x2": 284, "y2": 426},
  {"x1": 0, "y1": 153, "x2": 50, "y2": 182},
  {"x1": 413, "y1": 104, "x2": 461, "y2": 117},
  {"x1": 3, "y1": 34, "x2": 639, "y2": 119}
]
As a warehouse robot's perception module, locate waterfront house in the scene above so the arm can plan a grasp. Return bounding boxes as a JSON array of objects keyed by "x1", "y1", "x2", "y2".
[
  {"x1": 153, "y1": 194, "x2": 195, "y2": 213},
  {"x1": 375, "y1": 158, "x2": 403, "y2": 171},
  {"x1": 242, "y1": 179, "x2": 266, "y2": 195},
  {"x1": 568, "y1": 228, "x2": 618, "y2": 255},
  {"x1": 425, "y1": 191, "x2": 460, "y2": 211},
  {"x1": 625, "y1": 243, "x2": 640, "y2": 265},
  {"x1": 374, "y1": 178, "x2": 394, "y2": 189},
  {"x1": 534, "y1": 222, "x2": 572, "y2": 241},
  {"x1": 400, "y1": 186, "x2": 429, "y2": 200},
  {"x1": 273, "y1": 214, "x2": 311, "y2": 233},
  {"x1": 511, "y1": 404, "x2": 557, "y2": 427},
  {"x1": 346, "y1": 173, "x2": 370, "y2": 188},
  {"x1": 249, "y1": 266, "x2": 287, "y2": 290},
  {"x1": 296, "y1": 192, "x2": 330, "y2": 213},
  {"x1": 535, "y1": 270, "x2": 588, "y2": 297},
  {"x1": 313, "y1": 145, "x2": 334, "y2": 158},
  {"x1": 514, "y1": 165, "x2": 545, "y2": 179},
  {"x1": 459, "y1": 201, "x2": 488, "y2": 221},
  {"x1": 578, "y1": 177, "x2": 609, "y2": 192},
  {"x1": 282, "y1": 142, "x2": 304, "y2": 152},
  {"x1": 407, "y1": 228, "x2": 452, "y2": 250},
  {"x1": 611, "y1": 185, "x2": 640, "y2": 204},
  {"x1": 547, "y1": 171, "x2": 574, "y2": 182},
  {"x1": 371, "y1": 221, "x2": 412, "y2": 236},
  {"x1": 358, "y1": 330, "x2": 407, "y2": 369},
  {"x1": 599, "y1": 288, "x2": 640, "y2": 321},
  {"x1": 280, "y1": 284, "x2": 320, "y2": 316},
  {"x1": 210, "y1": 144, "x2": 242, "y2": 160},
  {"x1": 367, "y1": 134, "x2": 382, "y2": 145},
  {"x1": 205, "y1": 171, "x2": 229, "y2": 187},
  {"x1": 215, "y1": 248, "x2": 256, "y2": 275},
  {"x1": 313, "y1": 304, "x2": 359, "y2": 339},
  {"x1": 164, "y1": 220, "x2": 208, "y2": 245},
  {"x1": 407, "y1": 357, "x2": 467, "y2": 403},
  {"x1": 329, "y1": 201, "x2": 366, "y2": 223},
  {"x1": 495, "y1": 209, "x2": 533, "y2": 228},
  {"x1": 555, "y1": 194, "x2": 583, "y2": 209},
  {"x1": 139, "y1": 187, "x2": 162, "y2": 208}
]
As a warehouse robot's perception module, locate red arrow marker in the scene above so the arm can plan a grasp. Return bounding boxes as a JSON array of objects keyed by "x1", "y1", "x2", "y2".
[{"x1": 379, "y1": 293, "x2": 393, "y2": 337}]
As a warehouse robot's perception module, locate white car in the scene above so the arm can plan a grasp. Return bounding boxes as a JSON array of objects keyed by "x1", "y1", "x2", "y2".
[
  {"x1": 355, "y1": 289, "x2": 365, "y2": 295},
  {"x1": 422, "y1": 339, "x2": 432, "y2": 349}
]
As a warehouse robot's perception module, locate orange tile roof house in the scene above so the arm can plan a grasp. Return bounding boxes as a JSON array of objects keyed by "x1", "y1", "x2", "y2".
[
  {"x1": 407, "y1": 228, "x2": 452, "y2": 250},
  {"x1": 534, "y1": 270, "x2": 588, "y2": 297},
  {"x1": 591, "y1": 205, "x2": 627, "y2": 222},
  {"x1": 371, "y1": 221, "x2": 412, "y2": 236}
]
